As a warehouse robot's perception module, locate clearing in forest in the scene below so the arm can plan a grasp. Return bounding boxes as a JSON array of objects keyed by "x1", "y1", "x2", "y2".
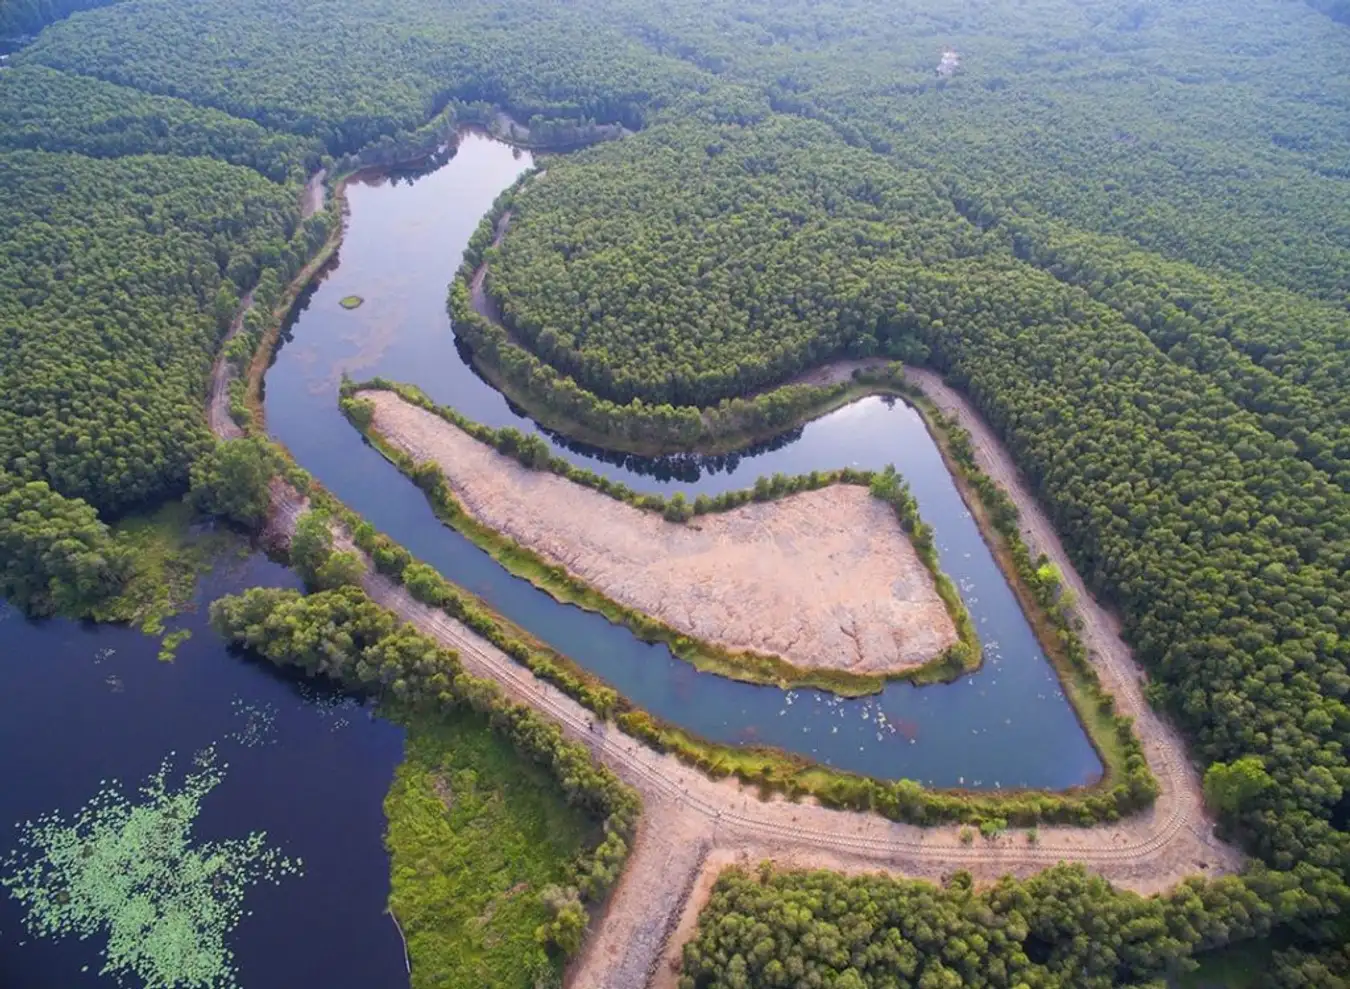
[{"x1": 358, "y1": 389, "x2": 958, "y2": 678}]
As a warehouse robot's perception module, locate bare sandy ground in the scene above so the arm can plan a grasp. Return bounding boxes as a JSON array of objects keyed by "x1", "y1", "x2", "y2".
[
  {"x1": 212, "y1": 202, "x2": 1240, "y2": 989},
  {"x1": 359, "y1": 389, "x2": 958, "y2": 677}
]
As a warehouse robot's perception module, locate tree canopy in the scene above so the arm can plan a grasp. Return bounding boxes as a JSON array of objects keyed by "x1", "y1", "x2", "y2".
[{"x1": 1, "y1": 0, "x2": 1347, "y2": 978}]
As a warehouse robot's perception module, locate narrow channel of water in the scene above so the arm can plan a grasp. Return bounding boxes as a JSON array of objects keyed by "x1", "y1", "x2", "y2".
[{"x1": 265, "y1": 131, "x2": 1102, "y2": 790}]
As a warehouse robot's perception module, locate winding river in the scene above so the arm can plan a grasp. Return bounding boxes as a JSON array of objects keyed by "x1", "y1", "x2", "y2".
[
  {"x1": 0, "y1": 128, "x2": 1109, "y2": 986},
  {"x1": 264, "y1": 132, "x2": 1101, "y2": 791}
]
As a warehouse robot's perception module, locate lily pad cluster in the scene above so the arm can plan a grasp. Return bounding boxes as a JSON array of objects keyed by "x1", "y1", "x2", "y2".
[{"x1": 2, "y1": 746, "x2": 302, "y2": 987}]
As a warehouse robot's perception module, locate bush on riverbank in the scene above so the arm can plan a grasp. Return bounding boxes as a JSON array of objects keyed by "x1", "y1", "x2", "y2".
[
  {"x1": 209, "y1": 583, "x2": 639, "y2": 960},
  {"x1": 188, "y1": 438, "x2": 274, "y2": 531}
]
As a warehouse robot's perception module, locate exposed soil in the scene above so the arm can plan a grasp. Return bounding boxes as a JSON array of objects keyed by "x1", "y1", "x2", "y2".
[
  {"x1": 207, "y1": 287, "x2": 253, "y2": 440},
  {"x1": 208, "y1": 182, "x2": 1241, "y2": 989},
  {"x1": 359, "y1": 389, "x2": 958, "y2": 677}
]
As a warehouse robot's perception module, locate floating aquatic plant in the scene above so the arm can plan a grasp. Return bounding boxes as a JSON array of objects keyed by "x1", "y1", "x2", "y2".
[
  {"x1": 2, "y1": 746, "x2": 302, "y2": 987},
  {"x1": 228, "y1": 697, "x2": 278, "y2": 748},
  {"x1": 298, "y1": 682, "x2": 361, "y2": 732}
]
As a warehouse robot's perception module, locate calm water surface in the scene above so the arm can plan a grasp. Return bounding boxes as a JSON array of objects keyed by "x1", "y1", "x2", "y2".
[
  {"x1": 0, "y1": 556, "x2": 407, "y2": 988},
  {"x1": 266, "y1": 132, "x2": 1101, "y2": 791}
]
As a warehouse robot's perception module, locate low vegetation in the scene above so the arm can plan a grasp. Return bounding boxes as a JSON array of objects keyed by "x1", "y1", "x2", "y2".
[
  {"x1": 209, "y1": 584, "x2": 639, "y2": 960},
  {"x1": 384, "y1": 706, "x2": 594, "y2": 988}
]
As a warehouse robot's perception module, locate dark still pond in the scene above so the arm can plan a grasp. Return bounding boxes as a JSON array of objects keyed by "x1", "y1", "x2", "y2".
[
  {"x1": 0, "y1": 555, "x2": 407, "y2": 989},
  {"x1": 265, "y1": 131, "x2": 1102, "y2": 792}
]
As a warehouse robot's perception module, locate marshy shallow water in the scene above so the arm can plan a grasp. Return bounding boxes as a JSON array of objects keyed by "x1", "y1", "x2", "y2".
[
  {"x1": 264, "y1": 132, "x2": 1102, "y2": 792},
  {"x1": 0, "y1": 555, "x2": 408, "y2": 988}
]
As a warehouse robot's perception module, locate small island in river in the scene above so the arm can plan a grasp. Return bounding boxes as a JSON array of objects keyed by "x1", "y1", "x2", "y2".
[{"x1": 357, "y1": 389, "x2": 960, "y2": 679}]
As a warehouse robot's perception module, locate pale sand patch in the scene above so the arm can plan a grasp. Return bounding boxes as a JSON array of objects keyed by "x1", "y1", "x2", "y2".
[{"x1": 359, "y1": 390, "x2": 958, "y2": 677}]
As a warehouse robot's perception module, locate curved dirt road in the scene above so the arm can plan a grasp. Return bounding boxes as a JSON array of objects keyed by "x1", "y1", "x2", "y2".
[
  {"x1": 207, "y1": 171, "x2": 326, "y2": 440},
  {"x1": 209, "y1": 186, "x2": 1240, "y2": 987}
]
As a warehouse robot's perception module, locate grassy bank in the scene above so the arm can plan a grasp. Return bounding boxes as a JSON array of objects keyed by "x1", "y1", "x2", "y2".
[{"x1": 383, "y1": 705, "x2": 594, "y2": 989}]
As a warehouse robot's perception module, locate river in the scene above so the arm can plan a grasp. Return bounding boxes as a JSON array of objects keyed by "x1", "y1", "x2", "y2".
[
  {"x1": 0, "y1": 128, "x2": 1101, "y2": 988},
  {"x1": 264, "y1": 131, "x2": 1101, "y2": 792}
]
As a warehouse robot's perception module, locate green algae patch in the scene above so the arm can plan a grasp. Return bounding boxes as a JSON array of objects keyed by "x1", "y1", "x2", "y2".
[
  {"x1": 339, "y1": 295, "x2": 364, "y2": 309},
  {"x1": 1, "y1": 746, "x2": 302, "y2": 987},
  {"x1": 92, "y1": 500, "x2": 246, "y2": 638}
]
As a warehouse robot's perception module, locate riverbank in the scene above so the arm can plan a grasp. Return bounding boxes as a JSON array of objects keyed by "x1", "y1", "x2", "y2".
[
  {"x1": 250, "y1": 487, "x2": 1240, "y2": 989},
  {"x1": 202, "y1": 133, "x2": 1239, "y2": 988},
  {"x1": 456, "y1": 203, "x2": 896, "y2": 458},
  {"x1": 355, "y1": 387, "x2": 961, "y2": 684},
  {"x1": 213, "y1": 142, "x2": 1149, "y2": 819}
]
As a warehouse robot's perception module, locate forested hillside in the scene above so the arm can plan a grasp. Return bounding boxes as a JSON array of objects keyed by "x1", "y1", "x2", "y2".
[
  {"x1": 0, "y1": 0, "x2": 121, "y2": 35},
  {"x1": 0, "y1": 65, "x2": 320, "y2": 178},
  {"x1": 2, "y1": 0, "x2": 1347, "y2": 982},
  {"x1": 0, "y1": 151, "x2": 296, "y2": 516},
  {"x1": 17, "y1": 0, "x2": 704, "y2": 153}
]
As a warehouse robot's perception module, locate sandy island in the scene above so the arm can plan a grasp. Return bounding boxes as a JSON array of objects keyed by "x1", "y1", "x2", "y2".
[{"x1": 358, "y1": 390, "x2": 958, "y2": 677}]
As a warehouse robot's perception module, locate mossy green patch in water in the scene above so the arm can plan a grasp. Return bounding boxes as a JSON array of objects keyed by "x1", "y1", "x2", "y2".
[
  {"x1": 339, "y1": 295, "x2": 364, "y2": 309},
  {"x1": 91, "y1": 500, "x2": 245, "y2": 639},
  {"x1": 1, "y1": 746, "x2": 301, "y2": 987},
  {"x1": 157, "y1": 628, "x2": 192, "y2": 662}
]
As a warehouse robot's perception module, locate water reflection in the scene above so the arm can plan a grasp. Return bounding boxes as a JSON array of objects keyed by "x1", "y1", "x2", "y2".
[{"x1": 265, "y1": 131, "x2": 1102, "y2": 790}]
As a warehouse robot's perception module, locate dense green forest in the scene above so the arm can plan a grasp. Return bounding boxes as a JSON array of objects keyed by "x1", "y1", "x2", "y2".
[
  {"x1": 0, "y1": 151, "x2": 297, "y2": 516},
  {"x1": 680, "y1": 865, "x2": 1331, "y2": 989},
  {"x1": 2, "y1": 0, "x2": 1347, "y2": 982},
  {"x1": 0, "y1": 0, "x2": 121, "y2": 35},
  {"x1": 0, "y1": 65, "x2": 320, "y2": 178}
]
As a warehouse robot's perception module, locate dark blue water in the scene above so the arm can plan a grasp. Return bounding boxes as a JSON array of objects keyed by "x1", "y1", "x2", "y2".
[
  {"x1": 266, "y1": 131, "x2": 1101, "y2": 791},
  {"x1": 0, "y1": 556, "x2": 408, "y2": 989}
]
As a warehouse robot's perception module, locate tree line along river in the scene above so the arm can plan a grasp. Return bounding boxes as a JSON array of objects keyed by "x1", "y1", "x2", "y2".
[
  {"x1": 265, "y1": 131, "x2": 1101, "y2": 792},
  {"x1": 0, "y1": 129, "x2": 1099, "y2": 988}
]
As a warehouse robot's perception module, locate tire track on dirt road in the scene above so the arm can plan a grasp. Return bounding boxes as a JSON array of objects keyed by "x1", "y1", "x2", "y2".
[{"x1": 207, "y1": 197, "x2": 1239, "y2": 985}]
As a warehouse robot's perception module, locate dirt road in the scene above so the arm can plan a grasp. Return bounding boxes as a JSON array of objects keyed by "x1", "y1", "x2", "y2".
[
  {"x1": 208, "y1": 189, "x2": 1239, "y2": 986},
  {"x1": 207, "y1": 171, "x2": 326, "y2": 440}
]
